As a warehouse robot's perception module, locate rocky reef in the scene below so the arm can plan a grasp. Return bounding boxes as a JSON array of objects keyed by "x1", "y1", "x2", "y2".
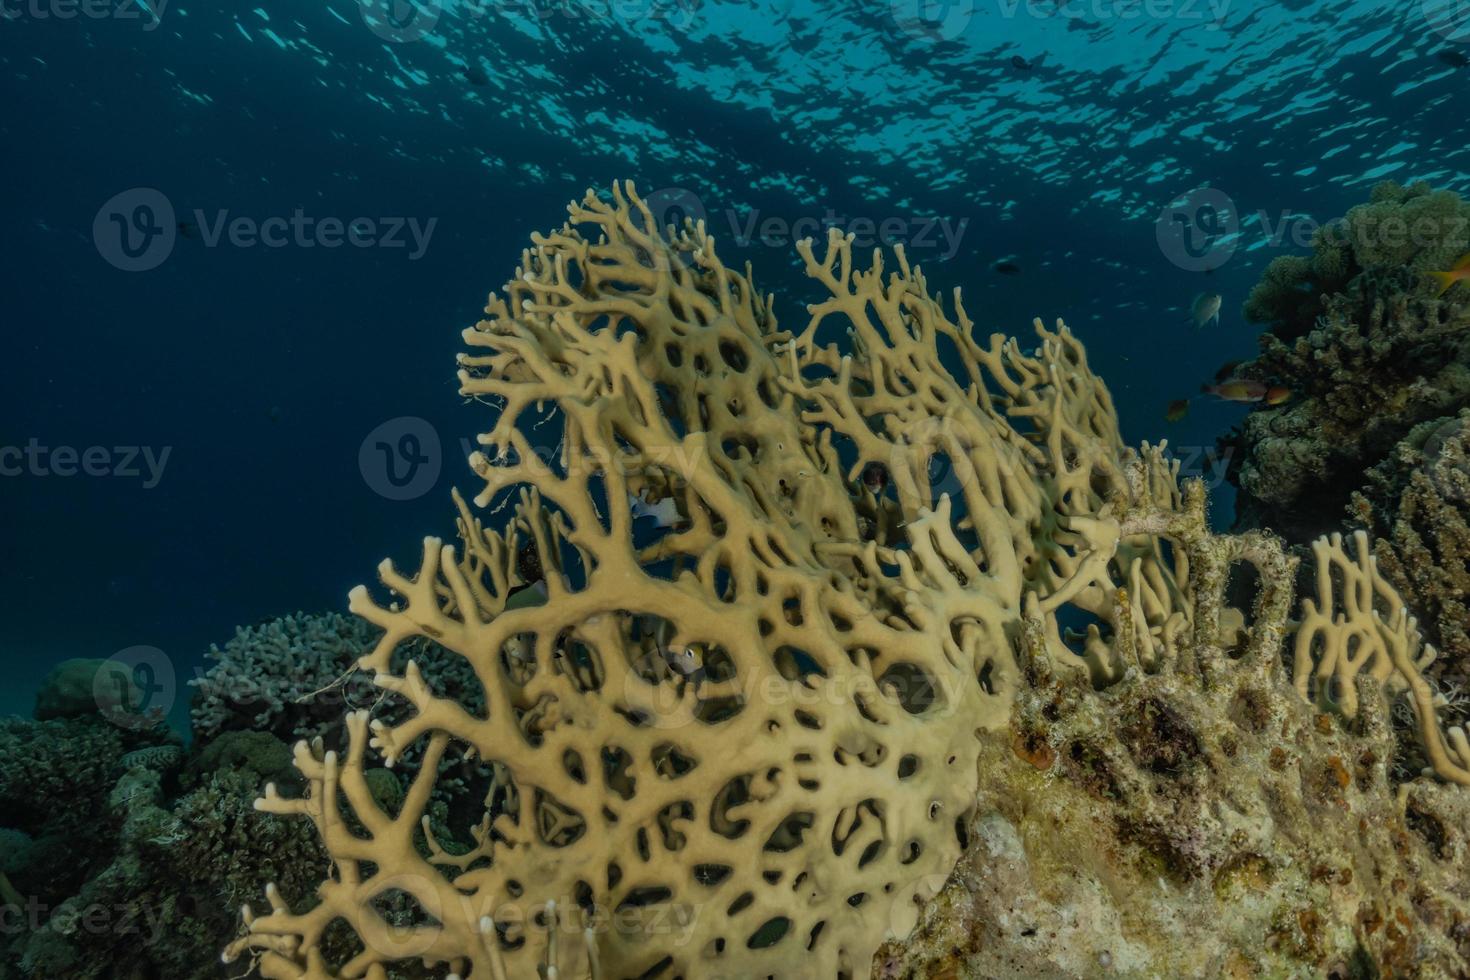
[
  {"x1": 1226, "y1": 182, "x2": 1470, "y2": 536},
  {"x1": 886, "y1": 651, "x2": 1470, "y2": 978},
  {"x1": 1225, "y1": 180, "x2": 1470, "y2": 709}
]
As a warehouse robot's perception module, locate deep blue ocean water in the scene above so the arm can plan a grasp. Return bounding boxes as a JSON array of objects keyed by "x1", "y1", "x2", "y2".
[{"x1": 3, "y1": 0, "x2": 1467, "y2": 727}]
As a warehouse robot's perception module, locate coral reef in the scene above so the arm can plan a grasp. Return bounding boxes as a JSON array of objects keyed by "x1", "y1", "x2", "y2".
[
  {"x1": 1226, "y1": 181, "x2": 1470, "y2": 542},
  {"x1": 190, "y1": 611, "x2": 487, "y2": 770},
  {"x1": 6, "y1": 749, "x2": 333, "y2": 980},
  {"x1": 0, "y1": 622, "x2": 409, "y2": 980},
  {"x1": 1348, "y1": 409, "x2": 1470, "y2": 702},
  {"x1": 1243, "y1": 181, "x2": 1470, "y2": 336},
  {"x1": 190, "y1": 611, "x2": 383, "y2": 745},
  {"x1": 1225, "y1": 181, "x2": 1470, "y2": 714},
  {"x1": 885, "y1": 524, "x2": 1470, "y2": 975},
  {"x1": 221, "y1": 184, "x2": 1470, "y2": 979},
  {"x1": 0, "y1": 715, "x2": 158, "y2": 909},
  {"x1": 883, "y1": 660, "x2": 1470, "y2": 978},
  {"x1": 33, "y1": 658, "x2": 148, "y2": 724},
  {"x1": 0, "y1": 683, "x2": 183, "y2": 977}
]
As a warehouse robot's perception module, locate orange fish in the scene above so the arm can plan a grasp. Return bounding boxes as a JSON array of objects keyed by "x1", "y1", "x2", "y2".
[
  {"x1": 1202, "y1": 379, "x2": 1291, "y2": 405},
  {"x1": 1426, "y1": 252, "x2": 1470, "y2": 295},
  {"x1": 1263, "y1": 384, "x2": 1292, "y2": 406},
  {"x1": 1165, "y1": 399, "x2": 1190, "y2": 422}
]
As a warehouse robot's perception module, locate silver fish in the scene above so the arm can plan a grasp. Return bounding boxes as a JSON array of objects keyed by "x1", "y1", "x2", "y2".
[{"x1": 1188, "y1": 292, "x2": 1222, "y2": 328}]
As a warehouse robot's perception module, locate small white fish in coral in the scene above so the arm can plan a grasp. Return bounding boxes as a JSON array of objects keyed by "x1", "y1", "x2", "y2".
[
  {"x1": 504, "y1": 633, "x2": 535, "y2": 666},
  {"x1": 667, "y1": 645, "x2": 704, "y2": 676},
  {"x1": 628, "y1": 491, "x2": 682, "y2": 528}
]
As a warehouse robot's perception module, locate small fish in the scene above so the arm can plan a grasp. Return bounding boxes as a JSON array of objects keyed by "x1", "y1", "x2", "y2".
[
  {"x1": 667, "y1": 645, "x2": 704, "y2": 677},
  {"x1": 1186, "y1": 292, "x2": 1222, "y2": 328},
  {"x1": 1010, "y1": 55, "x2": 1033, "y2": 70},
  {"x1": 1439, "y1": 50, "x2": 1469, "y2": 68},
  {"x1": 505, "y1": 578, "x2": 548, "y2": 611},
  {"x1": 629, "y1": 492, "x2": 683, "y2": 529},
  {"x1": 1202, "y1": 379, "x2": 1291, "y2": 405},
  {"x1": 993, "y1": 260, "x2": 1022, "y2": 276},
  {"x1": 503, "y1": 633, "x2": 535, "y2": 667},
  {"x1": 1426, "y1": 252, "x2": 1470, "y2": 295},
  {"x1": 1165, "y1": 399, "x2": 1190, "y2": 422},
  {"x1": 462, "y1": 64, "x2": 489, "y2": 87}
]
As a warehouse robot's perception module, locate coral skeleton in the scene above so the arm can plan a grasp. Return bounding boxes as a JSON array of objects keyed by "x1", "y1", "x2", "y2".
[{"x1": 225, "y1": 184, "x2": 1469, "y2": 979}]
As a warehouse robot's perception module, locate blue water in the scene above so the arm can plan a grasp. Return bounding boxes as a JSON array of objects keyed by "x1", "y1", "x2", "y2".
[{"x1": 4, "y1": 0, "x2": 1467, "y2": 725}]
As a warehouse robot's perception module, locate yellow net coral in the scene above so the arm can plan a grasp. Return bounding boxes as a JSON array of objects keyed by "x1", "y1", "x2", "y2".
[
  {"x1": 224, "y1": 183, "x2": 1468, "y2": 980},
  {"x1": 1294, "y1": 530, "x2": 1470, "y2": 784}
]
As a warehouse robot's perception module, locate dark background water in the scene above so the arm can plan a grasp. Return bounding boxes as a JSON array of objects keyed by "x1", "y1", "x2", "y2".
[{"x1": 3, "y1": 0, "x2": 1466, "y2": 725}]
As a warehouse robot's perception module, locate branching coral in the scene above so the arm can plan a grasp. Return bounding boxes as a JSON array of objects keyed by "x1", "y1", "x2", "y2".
[
  {"x1": 190, "y1": 612, "x2": 382, "y2": 745},
  {"x1": 1294, "y1": 531, "x2": 1470, "y2": 785},
  {"x1": 190, "y1": 611, "x2": 486, "y2": 776},
  {"x1": 1349, "y1": 409, "x2": 1470, "y2": 697},
  {"x1": 225, "y1": 183, "x2": 1470, "y2": 979}
]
